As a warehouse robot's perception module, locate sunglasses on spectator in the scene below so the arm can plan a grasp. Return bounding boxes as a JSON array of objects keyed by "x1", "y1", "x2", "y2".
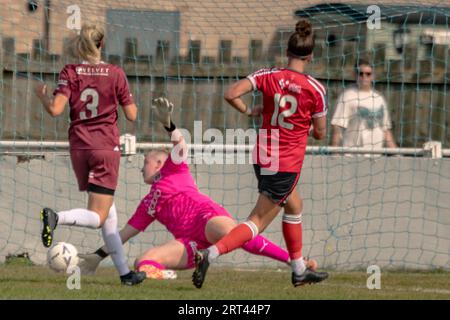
[{"x1": 359, "y1": 72, "x2": 372, "y2": 77}]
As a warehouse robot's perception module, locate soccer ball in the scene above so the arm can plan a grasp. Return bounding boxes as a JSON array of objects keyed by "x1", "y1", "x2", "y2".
[{"x1": 47, "y1": 242, "x2": 79, "y2": 273}]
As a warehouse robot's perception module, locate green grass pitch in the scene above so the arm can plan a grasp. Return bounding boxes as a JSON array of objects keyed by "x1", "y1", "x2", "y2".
[{"x1": 1, "y1": 262, "x2": 449, "y2": 300}]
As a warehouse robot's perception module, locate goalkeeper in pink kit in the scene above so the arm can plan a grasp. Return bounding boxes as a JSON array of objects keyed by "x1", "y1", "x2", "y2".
[{"x1": 79, "y1": 98, "x2": 313, "y2": 279}]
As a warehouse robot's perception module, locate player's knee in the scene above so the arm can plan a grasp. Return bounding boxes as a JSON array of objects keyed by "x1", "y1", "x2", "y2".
[
  {"x1": 138, "y1": 251, "x2": 160, "y2": 264},
  {"x1": 135, "y1": 256, "x2": 166, "y2": 271},
  {"x1": 205, "y1": 216, "x2": 236, "y2": 241},
  {"x1": 93, "y1": 209, "x2": 113, "y2": 227},
  {"x1": 248, "y1": 213, "x2": 271, "y2": 233},
  {"x1": 97, "y1": 215, "x2": 107, "y2": 228},
  {"x1": 285, "y1": 199, "x2": 303, "y2": 214}
]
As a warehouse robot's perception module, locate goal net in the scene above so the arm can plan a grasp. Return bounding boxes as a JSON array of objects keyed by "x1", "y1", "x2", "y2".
[{"x1": 0, "y1": 0, "x2": 449, "y2": 271}]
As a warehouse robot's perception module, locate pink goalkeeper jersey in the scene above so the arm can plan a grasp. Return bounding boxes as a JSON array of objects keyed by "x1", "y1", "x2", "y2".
[{"x1": 129, "y1": 153, "x2": 228, "y2": 237}]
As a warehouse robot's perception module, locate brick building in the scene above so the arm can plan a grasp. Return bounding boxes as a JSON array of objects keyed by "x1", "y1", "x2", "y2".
[{"x1": 0, "y1": 0, "x2": 302, "y2": 63}]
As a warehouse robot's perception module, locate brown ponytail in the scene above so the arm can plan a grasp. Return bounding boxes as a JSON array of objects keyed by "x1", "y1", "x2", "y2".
[
  {"x1": 67, "y1": 24, "x2": 104, "y2": 64},
  {"x1": 287, "y1": 19, "x2": 315, "y2": 59}
]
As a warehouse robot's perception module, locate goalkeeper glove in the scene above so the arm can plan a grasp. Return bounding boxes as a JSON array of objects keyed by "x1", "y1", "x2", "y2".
[
  {"x1": 78, "y1": 252, "x2": 103, "y2": 275},
  {"x1": 151, "y1": 97, "x2": 174, "y2": 128}
]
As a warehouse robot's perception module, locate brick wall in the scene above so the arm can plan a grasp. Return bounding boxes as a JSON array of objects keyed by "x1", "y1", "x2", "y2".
[
  {"x1": 2, "y1": 1, "x2": 446, "y2": 63},
  {"x1": 0, "y1": 0, "x2": 303, "y2": 59}
]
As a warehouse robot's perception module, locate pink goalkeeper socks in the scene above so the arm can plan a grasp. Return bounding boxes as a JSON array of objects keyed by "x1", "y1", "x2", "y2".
[{"x1": 242, "y1": 235, "x2": 289, "y2": 263}]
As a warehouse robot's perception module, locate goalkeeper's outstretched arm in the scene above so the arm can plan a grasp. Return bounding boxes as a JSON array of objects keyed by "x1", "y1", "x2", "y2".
[
  {"x1": 78, "y1": 224, "x2": 140, "y2": 275},
  {"x1": 152, "y1": 97, "x2": 188, "y2": 163}
]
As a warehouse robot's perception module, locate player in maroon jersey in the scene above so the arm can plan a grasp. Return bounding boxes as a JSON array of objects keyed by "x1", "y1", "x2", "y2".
[
  {"x1": 193, "y1": 19, "x2": 329, "y2": 288},
  {"x1": 34, "y1": 24, "x2": 145, "y2": 285}
]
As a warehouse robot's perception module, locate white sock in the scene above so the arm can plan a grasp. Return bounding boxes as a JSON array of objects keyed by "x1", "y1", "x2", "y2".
[
  {"x1": 57, "y1": 208, "x2": 100, "y2": 228},
  {"x1": 291, "y1": 257, "x2": 306, "y2": 275},
  {"x1": 101, "y1": 203, "x2": 130, "y2": 276},
  {"x1": 207, "y1": 245, "x2": 220, "y2": 262}
]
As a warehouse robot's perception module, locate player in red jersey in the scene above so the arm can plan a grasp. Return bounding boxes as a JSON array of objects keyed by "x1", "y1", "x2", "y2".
[
  {"x1": 193, "y1": 19, "x2": 329, "y2": 288},
  {"x1": 35, "y1": 24, "x2": 145, "y2": 285}
]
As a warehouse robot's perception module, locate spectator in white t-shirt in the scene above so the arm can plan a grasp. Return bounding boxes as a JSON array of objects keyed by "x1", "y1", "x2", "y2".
[{"x1": 331, "y1": 59, "x2": 397, "y2": 149}]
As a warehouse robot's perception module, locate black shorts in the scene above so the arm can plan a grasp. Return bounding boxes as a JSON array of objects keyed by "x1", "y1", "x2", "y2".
[{"x1": 253, "y1": 164, "x2": 300, "y2": 206}]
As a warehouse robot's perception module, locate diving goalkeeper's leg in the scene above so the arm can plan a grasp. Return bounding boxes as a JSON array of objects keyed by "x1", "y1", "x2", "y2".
[
  {"x1": 193, "y1": 195, "x2": 281, "y2": 288},
  {"x1": 205, "y1": 216, "x2": 290, "y2": 264},
  {"x1": 135, "y1": 239, "x2": 187, "y2": 280}
]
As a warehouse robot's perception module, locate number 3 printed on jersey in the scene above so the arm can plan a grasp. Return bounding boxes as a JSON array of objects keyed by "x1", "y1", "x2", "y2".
[
  {"x1": 271, "y1": 93, "x2": 297, "y2": 130},
  {"x1": 79, "y1": 88, "x2": 98, "y2": 120}
]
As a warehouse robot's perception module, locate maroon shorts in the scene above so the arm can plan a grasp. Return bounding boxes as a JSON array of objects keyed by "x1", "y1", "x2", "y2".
[{"x1": 70, "y1": 149, "x2": 120, "y2": 193}]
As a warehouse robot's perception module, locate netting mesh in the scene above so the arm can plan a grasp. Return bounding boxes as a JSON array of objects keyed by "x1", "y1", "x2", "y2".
[{"x1": 0, "y1": 0, "x2": 449, "y2": 270}]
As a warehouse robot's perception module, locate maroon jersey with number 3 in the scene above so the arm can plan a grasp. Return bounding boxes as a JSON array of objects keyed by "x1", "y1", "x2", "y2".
[{"x1": 53, "y1": 61, "x2": 134, "y2": 150}]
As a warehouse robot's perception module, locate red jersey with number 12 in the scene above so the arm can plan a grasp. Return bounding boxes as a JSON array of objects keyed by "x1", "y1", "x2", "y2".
[
  {"x1": 53, "y1": 62, "x2": 134, "y2": 150},
  {"x1": 247, "y1": 68, "x2": 327, "y2": 173}
]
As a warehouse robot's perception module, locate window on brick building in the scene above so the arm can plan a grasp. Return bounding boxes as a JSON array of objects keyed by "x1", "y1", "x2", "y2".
[
  {"x1": 105, "y1": 10, "x2": 180, "y2": 63},
  {"x1": 218, "y1": 40, "x2": 232, "y2": 64}
]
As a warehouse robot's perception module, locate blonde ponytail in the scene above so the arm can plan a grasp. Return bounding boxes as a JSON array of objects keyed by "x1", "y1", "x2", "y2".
[{"x1": 67, "y1": 24, "x2": 104, "y2": 64}]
